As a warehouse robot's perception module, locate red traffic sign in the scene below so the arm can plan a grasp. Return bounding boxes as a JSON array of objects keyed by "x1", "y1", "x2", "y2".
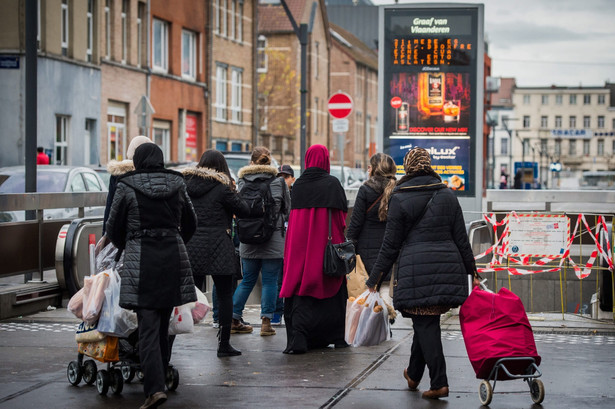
[
  {"x1": 328, "y1": 92, "x2": 353, "y2": 119},
  {"x1": 390, "y1": 96, "x2": 402, "y2": 109}
]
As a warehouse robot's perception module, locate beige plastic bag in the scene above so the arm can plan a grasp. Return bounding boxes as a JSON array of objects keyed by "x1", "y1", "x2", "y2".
[{"x1": 346, "y1": 255, "x2": 369, "y2": 299}]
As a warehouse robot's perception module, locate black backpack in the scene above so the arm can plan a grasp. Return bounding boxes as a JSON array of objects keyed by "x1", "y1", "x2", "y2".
[{"x1": 236, "y1": 176, "x2": 279, "y2": 244}]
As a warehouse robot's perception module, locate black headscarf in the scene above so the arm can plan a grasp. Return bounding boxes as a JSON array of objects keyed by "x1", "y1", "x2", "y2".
[{"x1": 133, "y1": 143, "x2": 164, "y2": 170}]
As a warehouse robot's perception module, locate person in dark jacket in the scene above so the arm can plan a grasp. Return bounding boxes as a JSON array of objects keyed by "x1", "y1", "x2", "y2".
[
  {"x1": 367, "y1": 147, "x2": 479, "y2": 400},
  {"x1": 182, "y1": 150, "x2": 250, "y2": 357},
  {"x1": 346, "y1": 153, "x2": 397, "y2": 305},
  {"x1": 106, "y1": 143, "x2": 197, "y2": 409},
  {"x1": 232, "y1": 147, "x2": 290, "y2": 336}
]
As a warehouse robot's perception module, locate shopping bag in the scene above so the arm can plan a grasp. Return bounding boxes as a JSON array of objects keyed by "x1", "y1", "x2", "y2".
[
  {"x1": 78, "y1": 336, "x2": 119, "y2": 363},
  {"x1": 75, "y1": 321, "x2": 105, "y2": 343},
  {"x1": 191, "y1": 286, "x2": 211, "y2": 324},
  {"x1": 344, "y1": 290, "x2": 370, "y2": 345},
  {"x1": 352, "y1": 292, "x2": 390, "y2": 347},
  {"x1": 168, "y1": 304, "x2": 194, "y2": 335},
  {"x1": 82, "y1": 270, "x2": 111, "y2": 325},
  {"x1": 95, "y1": 240, "x2": 124, "y2": 274},
  {"x1": 346, "y1": 255, "x2": 369, "y2": 299},
  {"x1": 97, "y1": 269, "x2": 138, "y2": 338},
  {"x1": 67, "y1": 289, "x2": 84, "y2": 320}
]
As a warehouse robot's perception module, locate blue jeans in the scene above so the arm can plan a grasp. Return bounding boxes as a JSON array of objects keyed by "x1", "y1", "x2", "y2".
[{"x1": 233, "y1": 258, "x2": 283, "y2": 320}]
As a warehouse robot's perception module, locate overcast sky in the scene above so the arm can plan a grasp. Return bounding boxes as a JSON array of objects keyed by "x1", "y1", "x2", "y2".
[{"x1": 371, "y1": 0, "x2": 615, "y2": 87}]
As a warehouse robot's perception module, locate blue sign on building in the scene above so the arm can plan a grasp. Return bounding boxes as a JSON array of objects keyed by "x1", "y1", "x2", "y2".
[{"x1": 0, "y1": 56, "x2": 19, "y2": 69}]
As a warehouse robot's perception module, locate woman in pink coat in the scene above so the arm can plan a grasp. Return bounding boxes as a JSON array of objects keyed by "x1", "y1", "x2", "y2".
[{"x1": 280, "y1": 145, "x2": 349, "y2": 354}]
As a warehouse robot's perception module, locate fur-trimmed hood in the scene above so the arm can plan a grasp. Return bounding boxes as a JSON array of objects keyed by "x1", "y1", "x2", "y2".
[
  {"x1": 107, "y1": 159, "x2": 135, "y2": 176},
  {"x1": 183, "y1": 167, "x2": 231, "y2": 198},
  {"x1": 364, "y1": 175, "x2": 393, "y2": 194},
  {"x1": 237, "y1": 164, "x2": 278, "y2": 179}
]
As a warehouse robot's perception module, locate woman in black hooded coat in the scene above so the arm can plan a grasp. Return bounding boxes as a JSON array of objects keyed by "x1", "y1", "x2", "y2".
[{"x1": 182, "y1": 150, "x2": 250, "y2": 357}]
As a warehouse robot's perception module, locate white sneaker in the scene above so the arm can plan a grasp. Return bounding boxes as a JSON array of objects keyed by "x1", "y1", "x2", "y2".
[{"x1": 212, "y1": 321, "x2": 219, "y2": 329}]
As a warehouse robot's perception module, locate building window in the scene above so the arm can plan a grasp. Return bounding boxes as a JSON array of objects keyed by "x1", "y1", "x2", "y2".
[
  {"x1": 569, "y1": 115, "x2": 576, "y2": 128},
  {"x1": 61, "y1": 0, "x2": 69, "y2": 56},
  {"x1": 501, "y1": 137, "x2": 508, "y2": 155},
  {"x1": 613, "y1": 118, "x2": 615, "y2": 129},
  {"x1": 105, "y1": 0, "x2": 110, "y2": 59},
  {"x1": 523, "y1": 115, "x2": 530, "y2": 128},
  {"x1": 236, "y1": 0, "x2": 243, "y2": 42},
  {"x1": 37, "y1": 0, "x2": 41, "y2": 49},
  {"x1": 215, "y1": 64, "x2": 227, "y2": 121},
  {"x1": 84, "y1": 119, "x2": 97, "y2": 165},
  {"x1": 555, "y1": 115, "x2": 562, "y2": 128},
  {"x1": 555, "y1": 95, "x2": 562, "y2": 105},
  {"x1": 583, "y1": 94, "x2": 591, "y2": 105},
  {"x1": 598, "y1": 94, "x2": 605, "y2": 105},
  {"x1": 522, "y1": 138, "x2": 530, "y2": 156},
  {"x1": 313, "y1": 97, "x2": 319, "y2": 135},
  {"x1": 153, "y1": 120, "x2": 171, "y2": 159},
  {"x1": 137, "y1": 3, "x2": 144, "y2": 67},
  {"x1": 583, "y1": 140, "x2": 590, "y2": 155},
  {"x1": 257, "y1": 35, "x2": 267, "y2": 73},
  {"x1": 554, "y1": 140, "x2": 561, "y2": 156},
  {"x1": 598, "y1": 116, "x2": 605, "y2": 128},
  {"x1": 182, "y1": 30, "x2": 197, "y2": 80},
  {"x1": 314, "y1": 41, "x2": 319, "y2": 79},
  {"x1": 214, "y1": 0, "x2": 220, "y2": 33},
  {"x1": 231, "y1": 142, "x2": 242, "y2": 152},
  {"x1": 107, "y1": 103, "x2": 126, "y2": 161},
  {"x1": 231, "y1": 68, "x2": 243, "y2": 123},
  {"x1": 541, "y1": 95, "x2": 548, "y2": 105},
  {"x1": 583, "y1": 116, "x2": 590, "y2": 128},
  {"x1": 152, "y1": 19, "x2": 168, "y2": 72},
  {"x1": 215, "y1": 141, "x2": 227, "y2": 150},
  {"x1": 121, "y1": 0, "x2": 128, "y2": 63},
  {"x1": 230, "y1": 0, "x2": 235, "y2": 40},
  {"x1": 569, "y1": 139, "x2": 576, "y2": 156},
  {"x1": 523, "y1": 95, "x2": 530, "y2": 105},
  {"x1": 86, "y1": 0, "x2": 94, "y2": 62},
  {"x1": 569, "y1": 94, "x2": 577, "y2": 105},
  {"x1": 221, "y1": 0, "x2": 227, "y2": 37},
  {"x1": 55, "y1": 115, "x2": 70, "y2": 165},
  {"x1": 540, "y1": 116, "x2": 548, "y2": 128},
  {"x1": 597, "y1": 139, "x2": 604, "y2": 156}
]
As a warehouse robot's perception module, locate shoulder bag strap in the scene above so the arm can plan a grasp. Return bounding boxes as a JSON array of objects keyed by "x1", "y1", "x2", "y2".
[
  {"x1": 413, "y1": 190, "x2": 438, "y2": 228},
  {"x1": 328, "y1": 208, "x2": 332, "y2": 241},
  {"x1": 366, "y1": 193, "x2": 384, "y2": 214}
]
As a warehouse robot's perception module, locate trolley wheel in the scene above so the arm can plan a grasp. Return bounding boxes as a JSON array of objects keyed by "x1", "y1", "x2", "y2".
[
  {"x1": 96, "y1": 369, "x2": 110, "y2": 395},
  {"x1": 82, "y1": 360, "x2": 97, "y2": 385},
  {"x1": 110, "y1": 369, "x2": 124, "y2": 395},
  {"x1": 67, "y1": 361, "x2": 82, "y2": 386},
  {"x1": 136, "y1": 369, "x2": 144, "y2": 382},
  {"x1": 479, "y1": 380, "x2": 493, "y2": 406},
  {"x1": 121, "y1": 362, "x2": 135, "y2": 383},
  {"x1": 530, "y1": 379, "x2": 545, "y2": 404},
  {"x1": 166, "y1": 367, "x2": 179, "y2": 392}
]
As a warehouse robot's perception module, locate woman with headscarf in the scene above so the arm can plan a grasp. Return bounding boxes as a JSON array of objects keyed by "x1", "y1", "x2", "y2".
[
  {"x1": 280, "y1": 144, "x2": 349, "y2": 354},
  {"x1": 106, "y1": 143, "x2": 197, "y2": 409},
  {"x1": 366, "y1": 147, "x2": 479, "y2": 400},
  {"x1": 346, "y1": 153, "x2": 397, "y2": 305},
  {"x1": 182, "y1": 150, "x2": 250, "y2": 357}
]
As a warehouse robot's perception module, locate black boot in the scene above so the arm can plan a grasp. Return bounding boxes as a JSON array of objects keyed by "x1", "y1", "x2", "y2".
[{"x1": 217, "y1": 325, "x2": 241, "y2": 357}]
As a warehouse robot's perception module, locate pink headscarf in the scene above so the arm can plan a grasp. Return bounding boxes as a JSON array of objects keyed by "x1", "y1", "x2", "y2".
[{"x1": 305, "y1": 144, "x2": 330, "y2": 173}]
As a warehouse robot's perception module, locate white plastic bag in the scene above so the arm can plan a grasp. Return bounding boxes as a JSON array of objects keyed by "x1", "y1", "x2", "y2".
[
  {"x1": 168, "y1": 304, "x2": 194, "y2": 335},
  {"x1": 97, "y1": 269, "x2": 138, "y2": 338},
  {"x1": 95, "y1": 241, "x2": 124, "y2": 274},
  {"x1": 82, "y1": 270, "x2": 111, "y2": 325},
  {"x1": 352, "y1": 292, "x2": 390, "y2": 347},
  {"x1": 345, "y1": 290, "x2": 370, "y2": 345},
  {"x1": 191, "y1": 286, "x2": 211, "y2": 324}
]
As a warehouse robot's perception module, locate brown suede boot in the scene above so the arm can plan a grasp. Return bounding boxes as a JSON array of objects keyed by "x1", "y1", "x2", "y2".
[
  {"x1": 231, "y1": 318, "x2": 253, "y2": 334},
  {"x1": 422, "y1": 386, "x2": 449, "y2": 399},
  {"x1": 260, "y1": 317, "x2": 276, "y2": 336}
]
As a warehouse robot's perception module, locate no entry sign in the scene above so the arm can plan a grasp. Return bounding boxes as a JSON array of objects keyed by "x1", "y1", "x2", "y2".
[{"x1": 328, "y1": 92, "x2": 353, "y2": 119}]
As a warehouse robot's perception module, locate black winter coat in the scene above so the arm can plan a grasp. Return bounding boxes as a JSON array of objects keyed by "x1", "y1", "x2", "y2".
[
  {"x1": 182, "y1": 167, "x2": 250, "y2": 277},
  {"x1": 368, "y1": 175, "x2": 476, "y2": 312},
  {"x1": 346, "y1": 181, "x2": 388, "y2": 278},
  {"x1": 106, "y1": 169, "x2": 197, "y2": 310}
]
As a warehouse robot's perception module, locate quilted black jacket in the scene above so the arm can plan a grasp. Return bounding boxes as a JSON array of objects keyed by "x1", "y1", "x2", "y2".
[
  {"x1": 346, "y1": 182, "x2": 388, "y2": 278},
  {"x1": 368, "y1": 175, "x2": 476, "y2": 311},
  {"x1": 106, "y1": 169, "x2": 197, "y2": 310},
  {"x1": 182, "y1": 167, "x2": 250, "y2": 277}
]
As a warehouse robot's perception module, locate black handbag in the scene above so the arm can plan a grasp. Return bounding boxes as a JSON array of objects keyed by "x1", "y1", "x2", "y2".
[{"x1": 323, "y1": 209, "x2": 356, "y2": 278}]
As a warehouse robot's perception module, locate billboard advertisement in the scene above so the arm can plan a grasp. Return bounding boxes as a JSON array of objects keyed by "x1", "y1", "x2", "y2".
[{"x1": 380, "y1": 5, "x2": 482, "y2": 197}]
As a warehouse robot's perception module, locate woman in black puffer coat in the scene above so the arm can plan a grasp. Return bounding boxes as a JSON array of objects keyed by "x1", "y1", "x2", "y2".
[
  {"x1": 367, "y1": 147, "x2": 479, "y2": 400},
  {"x1": 346, "y1": 153, "x2": 397, "y2": 304},
  {"x1": 106, "y1": 143, "x2": 197, "y2": 409},
  {"x1": 182, "y1": 150, "x2": 250, "y2": 357}
]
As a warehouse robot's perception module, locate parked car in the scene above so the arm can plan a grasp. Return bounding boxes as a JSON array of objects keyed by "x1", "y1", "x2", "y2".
[
  {"x1": 0, "y1": 166, "x2": 107, "y2": 222},
  {"x1": 223, "y1": 152, "x2": 279, "y2": 182},
  {"x1": 330, "y1": 165, "x2": 362, "y2": 188}
]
